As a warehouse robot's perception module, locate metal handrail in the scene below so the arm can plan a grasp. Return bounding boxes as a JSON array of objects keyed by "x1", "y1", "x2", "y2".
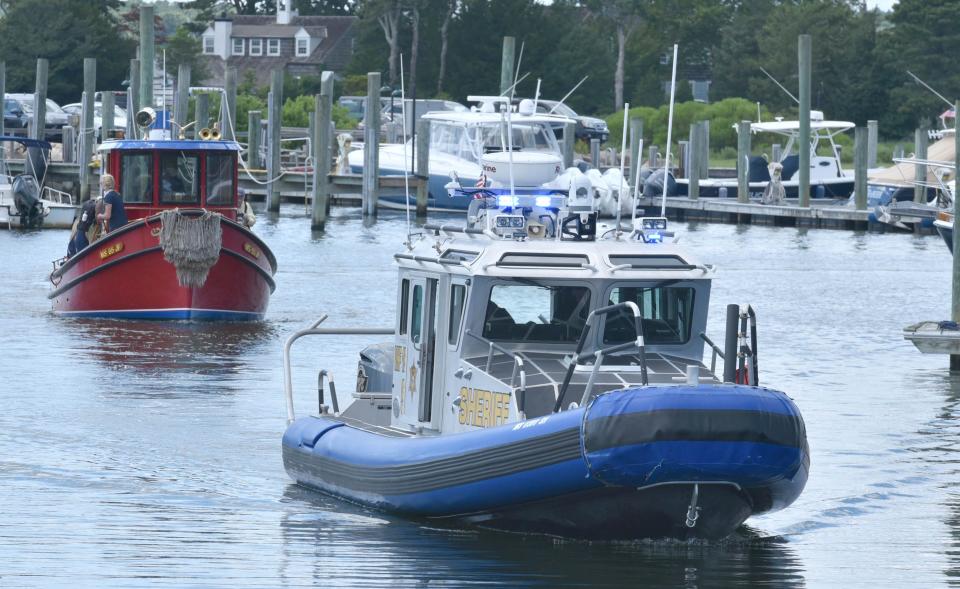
[
  {"x1": 553, "y1": 301, "x2": 646, "y2": 413},
  {"x1": 463, "y1": 329, "x2": 528, "y2": 415},
  {"x1": 699, "y1": 332, "x2": 724, "y2": 374},
  {"x1": 283, "y1": 315, "x2": 394, "y2": 424}
]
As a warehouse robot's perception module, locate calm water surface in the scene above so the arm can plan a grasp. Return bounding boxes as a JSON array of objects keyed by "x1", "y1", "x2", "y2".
[{"x1": 1, "y1": 207, "x2": 958, "y2": 587}]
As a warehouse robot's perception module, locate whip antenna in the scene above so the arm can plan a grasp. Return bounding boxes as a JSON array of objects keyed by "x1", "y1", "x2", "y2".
[
  {"x1": 759, "y1": 66, "x2": 799, "y2": 105},
  {"x1": 907, "y1": 70, "x2": 954, "y2": 109},
  {"x1": 661, "y1": 44, "x2": 679, "y2": 217},
  {"x1": 400, "y1": 54, "x2": 412, "y2": 247}
]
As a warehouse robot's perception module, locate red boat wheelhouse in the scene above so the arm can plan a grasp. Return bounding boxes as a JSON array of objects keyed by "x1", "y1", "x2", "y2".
[{"x1": 49, "y1": 139, "x2": 277, "y2": 320}]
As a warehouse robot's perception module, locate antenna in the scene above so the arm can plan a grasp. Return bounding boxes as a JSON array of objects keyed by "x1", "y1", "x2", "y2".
[
  {"x1": 499, "y1": 72, "x2": 530, "y2": 99},
  {"x1": 661, "y1": 44, "x2": 679, "y2": 218},
  {"x1": 400, "y1": 53, "x2": 412, "y2": 247},
  {"x1": 533, "y1": 78, "x2": 541, "y2": 112},
  {"x1": 616, "y1": 102, "x2": 629, "y2": 238},
  {"x1": 907, "y1": 70, "x2": 954, "y2": 108},
  {"x1": 548, "y1": 75, "x2": 589, "y2": 114},
  {"x1": 759, "y1": 66, "x2": 799, "y2": 105}
]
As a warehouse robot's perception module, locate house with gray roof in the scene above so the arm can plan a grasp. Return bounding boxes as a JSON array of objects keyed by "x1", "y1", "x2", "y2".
[{"x1": 199, "y1": 1, "x2": 356, "y2": 87}]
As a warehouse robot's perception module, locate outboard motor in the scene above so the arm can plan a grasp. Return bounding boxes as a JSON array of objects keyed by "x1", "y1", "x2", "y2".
[
  {"x1": 642, "y1": 168, "x2": 677, "y2": 197},
  {"x1": 356, "y1": 343, "x2": 394, "y2": 393},
  {"x1": 12, "y1": 174, "x2": 43, "y2": 228}
]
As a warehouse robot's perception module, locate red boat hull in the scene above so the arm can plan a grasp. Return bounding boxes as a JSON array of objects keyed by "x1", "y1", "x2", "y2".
[{"x1": 49, "y1": 212, "x2": 276, "y2": 320}]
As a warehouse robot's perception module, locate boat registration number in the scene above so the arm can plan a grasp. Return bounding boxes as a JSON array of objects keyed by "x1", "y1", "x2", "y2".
[
  {"x1": 99, "y1": 242, "x2": 124, "y2": 260},
  {"x1": 244, "y1": 242, "x2": 261, "y2": 258},
  {"x1": 458, "y1": 387, "x2": 510, "y2": 428}
]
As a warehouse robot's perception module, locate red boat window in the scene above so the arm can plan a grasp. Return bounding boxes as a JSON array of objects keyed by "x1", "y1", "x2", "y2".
[
  {"x1": 120, "y1": 153, "x2": 153, "y2": 203},
  {"x1": 206, "y1": 153, "x2": 235, "y2": 206},
  {"x1": 159, "y1": 152, "x2": 201, "y2": 205}
]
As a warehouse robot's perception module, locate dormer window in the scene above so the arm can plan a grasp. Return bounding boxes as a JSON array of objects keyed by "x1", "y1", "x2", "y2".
[
  {"x1": 267, "y1": 38, "x2": 281, "y2": 56},
  {"x1": 249, "y1": 38, "x2": 263, "y2": 56},
  {"x1": 203, "y1": 36, "x2": 214, "y2": 55},
  {"x1": 232, "y1": 38, "x2": 244, "y2": 56},
  {"x1": 296, "y1": 38, "x2": 309, "y2": 57}
]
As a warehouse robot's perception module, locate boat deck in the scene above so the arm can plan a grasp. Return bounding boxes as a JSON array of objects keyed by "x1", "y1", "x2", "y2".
[{"x1": 466, "y1": 351, "x2": 718, "y2": 417}]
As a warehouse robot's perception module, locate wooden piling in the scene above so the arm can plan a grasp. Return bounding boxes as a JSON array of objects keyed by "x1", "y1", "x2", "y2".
[
  {"x1": 772, "y1": 143, "x2": 782, "y2": 164},
  {"x1": 102, "y1": 91, "x2": 114, "y2": 142},
  {"x1": 562, "y1": 121, "x2": 575, "y2": 169},
  {"x1": 894, "y1": 143, "x2": 904, "y2": 161},
  {"x1": 914, "y1": 126, "x2": 928, "y2": 204},
  {"x1": 311, "y1": 71, "x2": 334, "y2": 230},
  {"x1": 499, "y1": 36, "x2": 515, "y2": 96},
  {"x1": 416, "y1": 118, "x2": 430, "y2": 218},
  {"x1": 79, "y1": 58, "x2": 96, "y2": 201},
  {"x1": 139, "y1": 5, "x2": 154, "y2": 110},
  {"x1": 362, "y1": 71, "x2": 381, "y2": 217},
  {"x1": 174, "y1": 63, "x2": 190, "y2": 135},
  {"x1": 0, "y1": 62, "x2": 6, "y2": 168},
  {"x1": 699, "y1": 120, "x2": 710, "y2": 179},
  {"x1": 648, "y1": 145, "x2": 658, "y2": 168},
  {"x1": 247, "y1": 110, "x2": 261, "y2": 168},
  {"x1": 31, "y1": 58, "x2": 48, "y2": 141},
  {"x1": 307, "y1": 111, "x2": 316, "y2": 163},
  {"x1": 854, "y1": 126, "x2": 868, "y2": 211},
  {"x1": 867, "y1": 119, "x2": 878, "y2": 168},
  {"x1": 61, "y1": 127, "x2": 75, "y2": 162},
  {"x1": 798, "y1": 34, "x2": 812, "y2": 208},
  {"x1": 195, "y1": 92, "x2": 209, "y2": 135},
  {"x1": 223, "y1": 67, "x2": 237, "y2": 141},
  {"x1": 127, "y1": 59, "x2": 139, "y2": 139},
  {"x1": 590, "y1": 138, "x2": 600, "y2": 169},
  {"x1": 736, "y1": 120, "x2": 751, "y2": 203},
  {"x1": 629, "y1": 118, "x2": 643, "y2": 181},
  {"x1": 678, "y1": 140, "x2": 688, "y2": 179},
  {"x1": 952, "y1": 100, "x2": 960, "y2": 370},
  {"x1": 267, "y1": 69, "x2": 283, "y2": 212},
  {"x1": 689, "y1": 123, "x2": 702, "y2": 200}
]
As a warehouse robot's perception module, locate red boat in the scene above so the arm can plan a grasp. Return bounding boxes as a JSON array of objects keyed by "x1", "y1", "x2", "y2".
[{"x1": 49, "y1": 138, "x2": 276, "y2": 320}]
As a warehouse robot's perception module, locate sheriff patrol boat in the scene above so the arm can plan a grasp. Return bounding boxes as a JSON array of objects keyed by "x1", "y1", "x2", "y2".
[{"x1": 281, "y1": 144, "x2": 808, "y2": 540}]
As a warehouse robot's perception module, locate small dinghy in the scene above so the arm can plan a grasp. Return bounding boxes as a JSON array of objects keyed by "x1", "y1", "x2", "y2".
[{"x1": 281, "y1": 103, "x2": 808, "y2": 540}]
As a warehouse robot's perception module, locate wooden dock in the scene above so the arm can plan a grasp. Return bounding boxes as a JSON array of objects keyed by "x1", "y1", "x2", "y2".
[{"x1": 637, "y1": 196, "x2": 876, "y2": 230}]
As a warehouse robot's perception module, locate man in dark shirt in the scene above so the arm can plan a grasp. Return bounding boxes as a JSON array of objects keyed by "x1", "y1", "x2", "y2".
[{"x1": 96, "y1": 173, "x2": 127, "y2": 232}]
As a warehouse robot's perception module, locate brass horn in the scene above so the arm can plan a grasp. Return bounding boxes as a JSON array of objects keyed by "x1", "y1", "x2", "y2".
[
  {"x1": 209, "y1": 127, "x2": 222, "y2": 140},
  {"x1": 198, "y1": 127, "x2": 213, "y2": 140}
]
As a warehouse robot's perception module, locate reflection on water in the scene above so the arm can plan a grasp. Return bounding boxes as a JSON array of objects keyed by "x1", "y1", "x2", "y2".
[
  {"x1": 279, "y1": 486, "x2": 806, "y2": 588},
  {"x1": 4, "y1": 208, "x2": 960, "y2": 586}
]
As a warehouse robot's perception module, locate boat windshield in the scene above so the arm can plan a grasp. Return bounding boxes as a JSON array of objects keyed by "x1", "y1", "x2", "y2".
[
  {"x1": 159, "y1": 151, "x2": 201, "y2": 205},
  {"x1": 120, "y1": 152, "x2": 152, "y2": 203},
  {"x1": 465, "y1": 122, "x2": 559, "y2": 161},
  {"x1": 603, "y1": 285, "x2": 695, "y2": 345},
  {"x1": 483, "y1": 283, "x2": 590, "y2": 343},
  {"x1": 206, "y1": 153, "x2": 236, "y2": 206}
]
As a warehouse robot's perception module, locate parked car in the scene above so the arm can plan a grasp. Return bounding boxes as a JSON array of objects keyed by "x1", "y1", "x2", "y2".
[
  {"x1": 62, "y1": 102, "x2": 128, "y2": 141},
  {"x1": 525, "y1": 99, "x2": 609, "y2": 143},
  {"x1": 6, "y1": 93, "x2": 69, "y2": 139},
  {"x1": 3, "y1": 98, "x2": 28, "y2": 131}
]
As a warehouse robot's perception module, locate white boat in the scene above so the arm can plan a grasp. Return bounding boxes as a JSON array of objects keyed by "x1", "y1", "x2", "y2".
[
  {"x1": 347, "y1": 98, "x2": 631, "y2": 215},
  {"x1": 673, "y1": 111, "x2": 855, "y2": 200},
  {"x1": 0, "y1": 136, "x2": 76, "y2": 229}
]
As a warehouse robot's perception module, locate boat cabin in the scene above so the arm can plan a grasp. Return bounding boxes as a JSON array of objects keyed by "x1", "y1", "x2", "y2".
[
  {"x1": 423, "y1": 109, "x2": 570, "y2": 165},
  {"x1": 99, "y1": 140, "x2": 242, "y2": 223},
  {"x1": 747, "y1": 113, "x2": 854, "y2": 182}
]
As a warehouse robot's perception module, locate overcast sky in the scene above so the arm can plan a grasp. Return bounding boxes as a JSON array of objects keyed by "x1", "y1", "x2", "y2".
[{"x1": 867, "y1": 0, "x2": 898, "y2": 10}]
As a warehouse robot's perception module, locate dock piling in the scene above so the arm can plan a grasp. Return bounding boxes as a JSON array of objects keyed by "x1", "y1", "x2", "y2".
[
  {"x1": 416, "y1": 118, "x2": 430, "y2": 218},
  {"x1": 79, "y1": 58, "x2": 96, "y2": 201},
  {"x1": 31, "y1": 58, "x2": 48, "y2": 141},
  {"x1": 798, "y1": 33, "x2": 812, "y2": 208},
  {"x1": 629, "y1": 118, "x2": 643, "y2": 181},
  {"x1": 362, "y1": 71, "x2": 381, "y2": 217},
  {"x1": 699, "y1": 120, "x2": 710, "y2": 179},
  {"x1": 648, "y1": 145, "x2": 658, "y2": 168},
  {"x1": 689, "y1": 123, "x2": 702, "y2": 200},
  {"x1": 223, "y1": 67, "x2": 237, "y2": 141},
  {"x1": 311, "y1": 71, "x2": 334, "y2": 231},
  {"x1": 499, "y1": 37, "x2": 516, "y2": 96},
  {"x1": 590, "y1": 138, "x2": 600, "y2": 169},
  {"x1": 854, "y1": 126, "x2": 867, "y2": 211},
  {"x1": 678, "y1": 140, "x2": 689, "y2": 179},
  {"x1": 127, "y1": 59, "x2": 140, "y2": 139},
  {"x1": 195, "y1": 92, "x2": 209, "y2": 137},
  {"x1": 952, "y1": 100, "x2": 960, "y2": 370},
  {"x1": 62, "y1": 127, "x2": 75, "y2": 163},
  {"x1": 772, "y1": 143, "x2": 782, "y2": 164},
  {"x1": 174, "y1": 64, "x2": 190, "y2": 134},
  {"x1": 914, "y1": 126, "x2": 929, "y2": 204},
  {"x1": 247, "y1": 111, "x2": 261, "y2": 167},
  {"x1": 267, "y1": 69, "x2": 283, "y2": 212},
  {"x1": 102, "y1": 91, "x2": 114, "y2": 142},
  {"x1": 736, "y1": 120, "x2": 751, "y2": 203},
  {"x1": 562, "y1": 121, "x2": 575, "y2": 169},
  {"x1": 867, "y1": 120, "x2": 878, "y2": 168},
  {"x1": 139, "y1": 5, "x2": 154, "y2": 110},
  {"x1": 307, "y1": 111, "x2": 316, "y2": 163}
]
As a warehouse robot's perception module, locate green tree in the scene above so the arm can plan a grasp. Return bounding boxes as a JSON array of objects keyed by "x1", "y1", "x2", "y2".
[
  {"x1": 166, "y1": 27, "x2": 211, "y2": 84},
  {"x1": 0, "y1": 0, "x2": 135, "y2": 104}
]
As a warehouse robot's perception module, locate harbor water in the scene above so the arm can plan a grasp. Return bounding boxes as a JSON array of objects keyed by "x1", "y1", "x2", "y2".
[{"x1": 2, "y1": 207, "x2": 959, "y2": 587}]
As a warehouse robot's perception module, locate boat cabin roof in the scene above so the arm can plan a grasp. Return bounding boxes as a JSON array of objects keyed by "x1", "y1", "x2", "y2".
[
  {"x1": 422, "y1": 110, "x2": 575, "y2": 127},
  {"x1": 751, "y1": 120, "x2": 854, "y2": 135},
  {"x1": 400, "y1": 231, "x2": 713, "y2": 281},
  {"x1": 98, "y1": 139, "x2": 242, "y2": 153}
]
